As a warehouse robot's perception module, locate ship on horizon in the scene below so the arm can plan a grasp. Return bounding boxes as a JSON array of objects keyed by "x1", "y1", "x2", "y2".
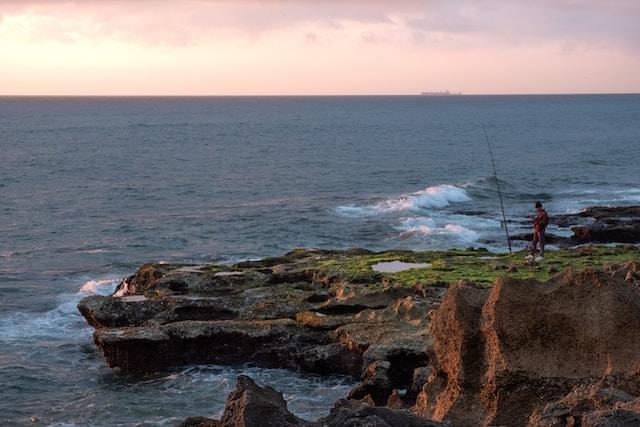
[{"x1": 420, "y1": 90, "x2": 463, "y2": 96}]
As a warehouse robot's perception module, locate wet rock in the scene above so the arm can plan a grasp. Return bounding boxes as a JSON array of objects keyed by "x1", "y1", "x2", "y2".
[
  {"x1": 77, "y1": 295, "x2": 169, "y2": 328},
  {"x1": 319, "y1": 398, "x2": 444, "y2": 427},
  {"x1": 576, "y1": 206, "x2": 640, "y2": 221},
  {"x1": 555, "y1": 206, "x2": 640, "y2": 245},
  {"x1": 512, "y1": 206, "x2": 640, "y2": 247},
  {"x1": 294, "y1": 343, "x2": 363, "y2": 377},
  {"x1": 217, "y1": 375, "x2": 309, "y2": 427},
  {"x1": 571, "y1": 223, "x2": 640, "y2": 244},
  {"x1": 510, "y1": 233, "x2": 565, "y2": 244},
  {"x1": 179, "y1": 376, "x2": 444, "y2": 427},
  {"x1": 348, "y1": 360, "x2": 393, "y2": 405},
  {"x1": 78, "y1": 295, "x2": 242, "y2": 329},
  {"x1": 178, "y1": 417, "x2": 220, "y2": 427},
  {"x1": 178, "y1": 375, "x2": 310, "y2": 427},
  {"x1": 93, "y1": 319, "x2": 331, "y2": 373}
]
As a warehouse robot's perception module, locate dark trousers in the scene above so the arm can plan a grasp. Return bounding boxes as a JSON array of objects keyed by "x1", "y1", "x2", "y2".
[{"x1": 530, "y1": 229, "x2": 545, "y2": 256}]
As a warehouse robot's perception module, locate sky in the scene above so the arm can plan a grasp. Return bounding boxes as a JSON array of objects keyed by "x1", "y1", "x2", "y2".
[{"x1": 1, "y1": 0, "x2": 639, "y2": 95}]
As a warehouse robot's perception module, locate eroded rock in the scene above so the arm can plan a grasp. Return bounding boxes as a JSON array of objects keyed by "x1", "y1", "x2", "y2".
[
  {"x1": 414, "y1": 265, "x2": 640, "y2": 427},
  {"x1": 528, "y1": 384, "x2": 640, "y2": 427},
  {"x1": 319, "y1": 398, "x2": 444, "y2": 427},
  {"x1": 179, "y1": 376, "x2": 445, "y2": 427},
  {"x1": 80, "y1": 247, "x2": 640, "y2": 427}
]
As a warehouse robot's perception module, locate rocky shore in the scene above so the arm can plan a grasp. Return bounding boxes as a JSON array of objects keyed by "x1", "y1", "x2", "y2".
[
  {"x1": 511, "y1": 206, "x2": 640, "y2": 246},
  {"x1": 77, "y1": 207, "x2": 640, "y2": 426}
]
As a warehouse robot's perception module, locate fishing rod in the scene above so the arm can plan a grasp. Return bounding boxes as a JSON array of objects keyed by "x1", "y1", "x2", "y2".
[{"x1": 482, "y1": 126, "x2": 512, "y2": 253}]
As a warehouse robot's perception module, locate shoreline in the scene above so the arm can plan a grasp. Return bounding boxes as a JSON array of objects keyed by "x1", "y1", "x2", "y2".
[
  {"x1": 75, "y1": 205, "x2": 640, "y2": 426},
  {"x1": 78, "y1": 242, "x2": 639, "y2": 426}
]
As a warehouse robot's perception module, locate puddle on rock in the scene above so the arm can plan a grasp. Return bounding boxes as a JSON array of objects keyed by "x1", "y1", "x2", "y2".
[{"x1": 371, "y1": 261, "x2": 432, "y2": 273}]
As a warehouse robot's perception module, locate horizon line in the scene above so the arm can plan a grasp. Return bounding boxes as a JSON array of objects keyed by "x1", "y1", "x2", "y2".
[{"x1": 1, "y1": 92, "x2": 640, "y2": 98}]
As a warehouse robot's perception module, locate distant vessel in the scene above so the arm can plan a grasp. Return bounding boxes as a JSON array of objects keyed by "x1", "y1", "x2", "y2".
[{"x1": 420, "y1": 90, "x2": 462, "y2": 96}]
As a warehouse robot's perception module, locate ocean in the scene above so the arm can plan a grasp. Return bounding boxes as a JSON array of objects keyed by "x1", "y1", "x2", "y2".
[{"x1": 1, "y1": 95, "x2": 639, "y2": 425}]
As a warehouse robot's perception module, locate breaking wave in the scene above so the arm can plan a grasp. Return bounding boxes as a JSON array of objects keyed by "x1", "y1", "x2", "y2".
[
  {"x1": 395, "y1": 217, "x2": 488, "y2": 242},
  {"x1": 0, "y1": 278, "x2": 118, "y2": 342},
  {"x1": 335, "y1": 184, "x2": 471, "y2": 217}
]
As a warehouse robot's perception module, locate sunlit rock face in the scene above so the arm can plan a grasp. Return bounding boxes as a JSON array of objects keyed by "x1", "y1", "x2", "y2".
[{"x1": 414, "y1": 264, "x2": 640, "y2": 427}]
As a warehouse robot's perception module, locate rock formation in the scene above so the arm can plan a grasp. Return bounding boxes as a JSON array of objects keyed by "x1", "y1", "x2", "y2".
[
  {"x1": 414, "y1": 262, "x2": 640, "y2": 426},
  {"x1": 77, "y1": 247, "x2": 640, "y2": 426},
  {"x1": 512, "y1": 205, "x2": 640, "y2": 246},
  {"x1": 178, "y1": 375, "x2": 444, "y2": 427}
]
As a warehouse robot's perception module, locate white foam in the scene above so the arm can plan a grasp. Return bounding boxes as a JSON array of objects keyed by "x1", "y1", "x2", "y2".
[
  {"x1": 387, "y1": 184, "x2": 471, "y2": 211},
  {"x1": 0, "y1": 277, "x2": 119, "y2": 342},
  {"x1": 444, "y1": 224, "x2": 480, "y2": 241},
  {"x1": 395, "y1": 217, "x2": 481, "y2": 242},
  {"x1": 334, "y1": 184, "x2": 471, "y2": 217},
  {"x1": 112, "y1": 279, "x2": 129, "y2": 297},
  {"x1": 80, "y1": 279, "x2": 118, "y2": 294}
]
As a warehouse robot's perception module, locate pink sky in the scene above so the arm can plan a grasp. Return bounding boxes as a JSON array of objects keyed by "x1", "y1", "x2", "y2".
[{"x1": 1, "y1": 0, "x2": 639, "y2": 95}]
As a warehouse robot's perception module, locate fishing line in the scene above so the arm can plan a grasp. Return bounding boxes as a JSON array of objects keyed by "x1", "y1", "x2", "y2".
[{"x1": 482, "y1": 126, "x2": 512, "y2": 252}]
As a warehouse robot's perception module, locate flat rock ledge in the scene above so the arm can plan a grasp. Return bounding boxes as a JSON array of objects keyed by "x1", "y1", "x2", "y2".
[{"x1": 77, "y1": 248, "x2": 640, "y2": 426}]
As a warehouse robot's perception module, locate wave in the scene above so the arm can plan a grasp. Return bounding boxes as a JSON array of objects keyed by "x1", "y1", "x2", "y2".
[
  {"x1": 79, "y1": 278, "x2": 118, "y2": 293},
  {"x1": 335, "y1": 184, "x2": 471, "y2": 218},
  {"x1": 552, "y1": 187, "x2": 640, "y2": 213},
  {"x1": 395, "y1": 216, "x2": 491, "y2": 242},
  {"x1": 0, "y1": 278, "x2": 118, "y2": 342}
]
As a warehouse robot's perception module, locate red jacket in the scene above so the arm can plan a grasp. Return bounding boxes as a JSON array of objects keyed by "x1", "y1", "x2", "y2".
[{"x1": 533, "y1": 209, "x2": 549, "y2": 232}]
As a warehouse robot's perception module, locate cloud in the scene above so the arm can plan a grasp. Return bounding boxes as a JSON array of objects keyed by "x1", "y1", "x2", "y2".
[
  {"x1": 1, "y1": 0, "x2": 638, "y2": 95},
  {"x1": 0, "y1": 0, "x2": 637, "y2": 53},
  {"x1": 0, "y1": 1, "x2": 417, "y2": 46},
  {"x1": 404, "y1": 1, "x2": 640, "y2": 52}
]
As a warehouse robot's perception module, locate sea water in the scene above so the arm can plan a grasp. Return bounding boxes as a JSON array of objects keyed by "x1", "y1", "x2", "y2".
[{"x1": 1, "y1": 95, "x2": 639, "y2": 425}]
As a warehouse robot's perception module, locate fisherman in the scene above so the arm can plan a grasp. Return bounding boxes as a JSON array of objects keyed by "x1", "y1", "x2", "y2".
[{"x1": 527, "y1": 201, "x2": 549, "y2": 261}]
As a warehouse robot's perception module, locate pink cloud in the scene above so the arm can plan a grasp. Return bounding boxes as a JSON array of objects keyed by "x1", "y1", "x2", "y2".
[
  {"x1": 1, "y1": 0, "x2": 638, "y2": 95},
  {"x1": 0, "y1": 1, "x2": 638, "y2": 51}
]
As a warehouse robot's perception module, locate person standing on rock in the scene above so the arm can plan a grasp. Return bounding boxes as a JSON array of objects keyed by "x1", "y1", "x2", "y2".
[{"x1": 527, "y1": 201, "x2": 549, "y2": 261}]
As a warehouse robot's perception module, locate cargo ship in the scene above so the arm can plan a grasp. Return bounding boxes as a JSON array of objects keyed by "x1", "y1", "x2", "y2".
[{"x1": 420, "y1": 90, "x2": 462, "y2": 96}]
